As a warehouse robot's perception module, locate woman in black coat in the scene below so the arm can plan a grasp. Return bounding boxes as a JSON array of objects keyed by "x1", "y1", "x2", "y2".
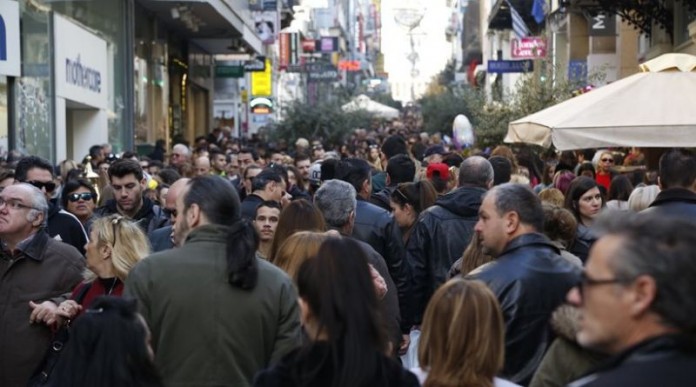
[{"x1": 254, "y1": 237, "x2": 419, "y2": 387}]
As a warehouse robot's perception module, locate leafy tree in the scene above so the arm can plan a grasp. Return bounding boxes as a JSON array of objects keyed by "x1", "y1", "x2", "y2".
[
  {"x1": 419, "y1": 60, "x2": 604, "y2": 149},
  {"x1": 274, "y1": 99, "x2": 375, "y2": 147}
]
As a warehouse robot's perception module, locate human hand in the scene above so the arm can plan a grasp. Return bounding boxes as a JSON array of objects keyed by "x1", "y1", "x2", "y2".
[
  {"x1": 55, "y1": 300, "x2": 82, "y2": 320},
  {"x1": 28, "y1": 300, "x2": 60, "y2": 325},
  {"x1": 369, "y1": 264, "x2": 388, "y2": 300},
  {"x1": 398, "y1": 334, "x2": 411, "y2": 356}
]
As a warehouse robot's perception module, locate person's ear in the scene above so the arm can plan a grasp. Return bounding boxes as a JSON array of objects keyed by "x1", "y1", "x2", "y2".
[
  {"x1": 100, "y1": 244, "x2": 112, "y2": 260},
  {"x1": 628, "y1": 275, "x2": 657, "y2": 318},
  {"x1": 504, "y1": 211, "x2": 519, "y2": 234},
  {"x1": 140, "y1": 177, "x2": 147, "y2": 191},
  {"x1": 187, "y1": 204, "x2": 201, "y2": 228},
  {"x1": 30, "y1": 212, "x2": 44, "y2": 228},
  {"x1": 657, "y1": 176, "x2": 663, "y2": 190}
]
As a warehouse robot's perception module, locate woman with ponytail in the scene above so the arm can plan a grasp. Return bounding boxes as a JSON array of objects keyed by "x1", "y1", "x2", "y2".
[
  {"x1": 125, "y1": 175, "x2": 301, "y2": 386},
  {"x1": 389, "y1": 180, "x2": 438, "y2": 243}
]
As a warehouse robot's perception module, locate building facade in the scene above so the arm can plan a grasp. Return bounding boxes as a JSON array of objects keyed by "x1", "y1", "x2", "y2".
[{"x1": 4, "y1": 0, "x2": 262, "y2": 163}]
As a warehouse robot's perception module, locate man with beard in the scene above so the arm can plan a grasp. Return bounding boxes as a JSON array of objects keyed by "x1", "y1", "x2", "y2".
[
  {"x1": 125, "y1": 176, "x2": 300, "y2": 386},
  {"x1": 95, "y1": 159, "x2": 167, "y2": 233}
]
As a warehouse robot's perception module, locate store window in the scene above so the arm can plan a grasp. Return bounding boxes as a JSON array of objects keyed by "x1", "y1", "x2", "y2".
[{"x1": 14, "y1": 1, "x2": 53, "y2": 160}]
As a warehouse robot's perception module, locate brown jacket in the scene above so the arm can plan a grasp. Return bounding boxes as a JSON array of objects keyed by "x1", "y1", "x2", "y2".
[{"x1": 0, "y1": 230, "x2": 85, "y2": 386}]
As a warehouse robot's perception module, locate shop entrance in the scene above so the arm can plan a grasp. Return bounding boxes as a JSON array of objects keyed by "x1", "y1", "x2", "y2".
[{"x1": 56, "y1": 97, "x2": 108, "y2": 162}]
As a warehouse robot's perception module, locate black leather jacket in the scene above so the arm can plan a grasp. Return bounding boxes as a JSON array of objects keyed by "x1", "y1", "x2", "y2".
[
  {"x1": 467, "y1": 233, "x2": 580, "y2": 386},
  {"x1": 406, "y1": 186, "x2": 485, "y2": 324},
  {"x1": 352, "y1": 198, "x2": 413, "y2": 331},
  {"x1": 642, "y1": 188, "x2": 696, "y2": 220},
  {"x1": 569, "y1": 335, "x2": 696, "y2": 387}
]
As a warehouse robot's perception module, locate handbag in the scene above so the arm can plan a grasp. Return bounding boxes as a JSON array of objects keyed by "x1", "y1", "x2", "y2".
[{"x1": 27, "y1": 282, "x2": 92, "y2": 386}]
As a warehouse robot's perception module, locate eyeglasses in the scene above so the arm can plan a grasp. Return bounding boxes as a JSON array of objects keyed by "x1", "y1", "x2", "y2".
[
  {"x1": 68, "y1": 192, "x2": 96, "y2": 202},
  {"x1": 163, "y1": 208, "x2": 178, "y2": 219},
  {"x1": 575, "y1": 271, "x2": 631, "y2": 298},
  {"x1": 26, "y1": 180, "x2": 56, "y2": 192},
  {"x1": 0, "y1": 197, "x2": 39, "y2": 211},
  {"x1": 111, "y1": 216, "x2": 124, "y2": 247},
  {"x1": 601, "y1": 158, "x2": 614, "y2": 163}
]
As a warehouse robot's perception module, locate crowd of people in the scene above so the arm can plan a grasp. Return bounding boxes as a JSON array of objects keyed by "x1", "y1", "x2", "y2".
[{"x1": 1, "y1": 130, "x2": 696, "y2": 387}]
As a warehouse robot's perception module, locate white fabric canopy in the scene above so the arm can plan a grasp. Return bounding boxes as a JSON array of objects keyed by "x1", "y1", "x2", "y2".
[
  {"x1": 342, "y1": 94, "x2": 400, "y2": 119},
  {"x1": 505, "y1": 53, "x2": 696, "y2": 150}
]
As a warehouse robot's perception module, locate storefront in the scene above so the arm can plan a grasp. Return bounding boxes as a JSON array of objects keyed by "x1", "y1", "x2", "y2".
[
  {"x1": 13, "y1": 0, "x2": 133, "y2": 162},
  {"x1": 0, "y1": 1, "x2": 20, "y2": 159}
]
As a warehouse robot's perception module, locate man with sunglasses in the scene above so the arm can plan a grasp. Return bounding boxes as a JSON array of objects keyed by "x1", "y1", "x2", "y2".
[
  {"x1": 468, "y1": 183, "x2": 580, "y2": 385},
  {"x1": 15, "y1": 156, "x2": 88, "y2": 255},
  {"x1": 567, "y1": 212, "x2": 696, "y2": 386},
  {"x1": 148, "y1": 178, "x2": 189, "y2": 252}
]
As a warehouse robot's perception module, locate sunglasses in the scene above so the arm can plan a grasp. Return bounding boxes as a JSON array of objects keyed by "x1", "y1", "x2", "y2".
[
  {"x1": 601, "y1": 158, "x2": 614, "y2": 163},
  {"x1": 27, "y1": 180, "x2": 56, "y2": 192},
  {"x1": 68, "y1": 192, "x2": 96, "y2": 202},
  {"x1": 163, "y1": 208, "x2": 178, "y2": 218}
]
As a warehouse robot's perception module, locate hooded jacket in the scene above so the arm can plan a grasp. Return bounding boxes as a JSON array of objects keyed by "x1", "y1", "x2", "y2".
[
  {"x1": 467, "y1": 233, "x2": 581, "y2": 386},
  {"x1": 529, "y1": 307, "x2": 606, "y2": 387},
  {"x1": 95, "y1": 197, "x2": 168, "y2": 234},
  {"x1": 406, "y1": 186, "x2": 485, "y2": 324}
]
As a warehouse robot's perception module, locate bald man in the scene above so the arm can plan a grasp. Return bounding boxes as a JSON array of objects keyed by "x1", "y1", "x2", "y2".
[
  {"x1": 148, "y1": 178, "x2": 190, "y2": 252},
  {"x1": 194, "y1": 156, "x2": 211, "y2": 176}
]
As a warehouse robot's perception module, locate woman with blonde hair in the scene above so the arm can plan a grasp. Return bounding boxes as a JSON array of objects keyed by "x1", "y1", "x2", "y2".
[
  {"x1": 414, "y1": 278, "x2": 520, "y2": 387},
  {"x1": 54, "y1": 215, "x2": 151, "y2": 320},
  {"x1": 273, "y1": 231, "x2": 329, "y2": 279}
]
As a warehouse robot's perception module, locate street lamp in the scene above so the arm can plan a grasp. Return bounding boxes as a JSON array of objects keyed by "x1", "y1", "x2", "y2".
[{"x1": 393, "y1": 2, "x2": 427, "y2": 101}]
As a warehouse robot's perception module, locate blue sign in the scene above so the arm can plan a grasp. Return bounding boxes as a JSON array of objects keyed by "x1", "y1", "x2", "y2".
[
  {"x1": 568, "y1": 60, "x2": 588, "y2": 83},
  {"x1": 0, "y1": 15, "x2": 6, "y2": 60},
  {"x1": 487, "y1": 60, "x2": 534, "y2": 74}
]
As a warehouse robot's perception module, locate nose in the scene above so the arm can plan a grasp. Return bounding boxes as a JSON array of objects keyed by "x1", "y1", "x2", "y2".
[
  {"x1": 566, "y1": 286, "x2": 582, "y2": 306},
  {"x1": 474, "y1": 219, "x2": 483, "y2": 233}
]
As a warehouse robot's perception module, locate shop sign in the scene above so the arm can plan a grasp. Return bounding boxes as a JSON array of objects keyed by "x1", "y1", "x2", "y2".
[
  {"x1": 487, "y1": 59, "x2": 533, "y2": 74},
  {"x1": 315, "y1": 37, "x2": 339, "y2": 53},
  {"x1": 511, "y1": 37, "x2": 547, "y2": 59},
  {"x1": 215, "y1": 65, "x2": 244, "y2": 78},
  {"x1": 244, "y1": 56, "x2": 267, "y2": 72},
  {"x1": 588, "y1": 13, "x2": 616, "y2": 37},
  {"x1": 53, "y1": 14, "x2": 107, "y2": 109},
  {"x1": 0, "y1": 1, "x2": 20, "y2": 76},
  {"x1": 278, "y1": 32, "x2": 300, "y2": 70},
  {"x1": 251, "y1": 59, "x2": 272, "y2": 96},
  {"x1": 307, "y1": 62, "x2": 338, "y2": 82},
  {"x1": 338, "y1": 60, "x2": 361, "y2": 71}
]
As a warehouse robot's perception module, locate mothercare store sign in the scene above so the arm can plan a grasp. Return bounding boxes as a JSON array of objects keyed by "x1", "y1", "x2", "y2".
[{"x1": 53, "y1": 14, "x2": 108, "y2": 109}]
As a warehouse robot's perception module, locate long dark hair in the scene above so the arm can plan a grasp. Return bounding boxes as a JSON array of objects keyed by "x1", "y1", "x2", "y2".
[
  {"x1": 49, "y1": 296, "x2": 162, "y2": 387},
  {"x1": 564, "y1": 176, "x2": 603, "y2": 224},
  {"x1": 390, "y1": 180, "x2": 438, "y2": 216},
  {"x1": 184, "y1": 176, "x2": 258, "y2": 289},
  {"x1": 295, "y1": 237, "x2": 388, "y2": 387}
]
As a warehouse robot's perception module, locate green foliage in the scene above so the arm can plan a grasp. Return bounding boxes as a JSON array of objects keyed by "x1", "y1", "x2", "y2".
[
  {"x1": 419, "y1": 61, "x2": 604, "y2": 149},
  {"x1": 274, "y1": 99, "x2": 375, "y2": 146}
]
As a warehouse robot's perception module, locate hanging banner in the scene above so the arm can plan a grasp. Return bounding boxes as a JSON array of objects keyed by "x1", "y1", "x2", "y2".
[{"x1": 254, "y1": 11, "x2": 278, "y2": 44}]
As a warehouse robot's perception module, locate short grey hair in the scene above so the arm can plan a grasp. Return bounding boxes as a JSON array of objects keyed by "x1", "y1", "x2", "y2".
[
  {"x1": 173, "y1": 143, "x2": 190, "y2": 156},
  {"x1": 314, "y1": 179, "x2": 357, "y2": 228},
  {"x1": 488, "y1": 183, "x2": 544, "y2": 231},
  {"x1": 594, "y1": 211, "x2": 696, "y2": 334},
  {"x1": 458, "y1": 156, "x2": 494, "y2": 188},
  {"x1": 18, "y1": 183, "x2": 48, "y2": 225}
]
